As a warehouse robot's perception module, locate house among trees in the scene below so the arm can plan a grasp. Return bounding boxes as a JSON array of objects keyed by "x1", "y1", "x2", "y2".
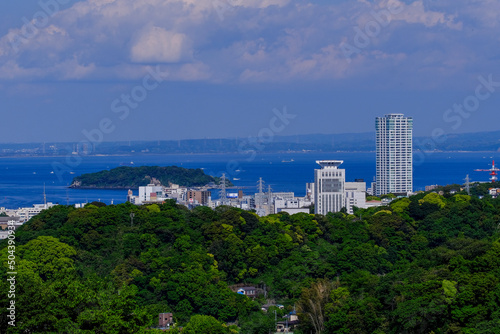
[
  {"x1": 276, "y1": 311, "x2": 299, "y2": 333},
  {"x1": 158, "y1": 313, "x2": 174, "y2": 329},
  {"x1": 237, "y1": 286, "x2": 257, "y2": 297}
]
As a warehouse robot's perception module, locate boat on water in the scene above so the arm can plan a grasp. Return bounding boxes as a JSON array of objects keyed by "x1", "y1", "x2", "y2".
[
  {"x1": 281, "y1": 159, "x2": 294, "y2": 163},
  {"x1": 120, "y1": 161, "x2": 134, "y2": 166}
]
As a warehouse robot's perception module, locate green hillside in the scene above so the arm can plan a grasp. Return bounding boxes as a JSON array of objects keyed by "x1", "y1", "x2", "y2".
[
  {"x1": 2, "y1": 185, "x2": 500, "y2": 333},
  {"x1": 70, "y1": 165, "x2": 222, "y2": 188}
]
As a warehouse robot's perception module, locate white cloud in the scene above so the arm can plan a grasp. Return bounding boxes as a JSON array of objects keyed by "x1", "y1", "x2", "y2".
[
  {"x1": 130, "y1": 26, "x2": 192, "y2": 63},
  {"x1": 388, "y1": 0, "x2": 461, "y2": 29},
  {"x1": 0, "y1": 0, "x2": 496, "y2": 87}
]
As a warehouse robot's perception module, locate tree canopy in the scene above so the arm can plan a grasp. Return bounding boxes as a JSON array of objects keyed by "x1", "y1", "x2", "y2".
[
  {"x1": 1, "y1": 185, "x2": 500, "y2": 333},
  {"x1": 70, "y1": 165, "x2": 226, "y2": 188}
]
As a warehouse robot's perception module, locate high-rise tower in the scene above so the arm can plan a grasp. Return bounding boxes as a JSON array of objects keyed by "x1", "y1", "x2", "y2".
[{"x1": 375, "y1": 114, "x2": 413, "y2": 196}]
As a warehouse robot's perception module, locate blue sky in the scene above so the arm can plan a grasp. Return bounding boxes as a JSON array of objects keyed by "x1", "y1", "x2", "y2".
[{"x1": 1, "y1": 0, "x2": 500, "y2": 143}]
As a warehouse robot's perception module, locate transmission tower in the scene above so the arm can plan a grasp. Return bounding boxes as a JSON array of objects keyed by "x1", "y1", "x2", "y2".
[
  {"x1": 219, "y1": 173, "x2": 227, "y2": 201},
  {"x1": 257, "y1": 177, "x2": 265, "y2": 194},
  {"x1": 255, "y1": 178, "x2": 266, "y2": 213}
]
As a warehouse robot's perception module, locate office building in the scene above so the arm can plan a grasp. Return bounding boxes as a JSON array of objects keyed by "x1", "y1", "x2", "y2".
[
  {"x1": 314, "y1": 160, "x2": 345, "y2": 215},
  {"x1": 375, "y1": 114, "x2": 413, "y2": 196}
]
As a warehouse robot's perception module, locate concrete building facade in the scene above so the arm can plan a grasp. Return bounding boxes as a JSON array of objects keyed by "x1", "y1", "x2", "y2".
[
  {"x1": 314, "y1": 160, "x2": 345, "y2": 215},
  {"x1": 187, "y1": 190, "x2": 210, "y2": 205},
  {"x1": 344, "y1": 181, "x2": 367, "y2": 214}
]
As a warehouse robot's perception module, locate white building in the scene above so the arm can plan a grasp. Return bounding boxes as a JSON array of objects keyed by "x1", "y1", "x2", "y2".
[
  {"x1": 127, "y1": 184, "x2": 168, "y2": 205},
  {"x1": 0, "y1": 217, "x2": 22, "y2": 239},
  {"x1": 273, "y1": 195, "x2": 311, "y2": 214},
  {"x1": 272, "y1": 192, "x2": 295, "y2": 200},
  {"x1": 344, "y1": 181, "x2": 366, "y2": 214},
  {"x1": 306, "y1": 183, "x2": 315, "y2": 202},
  {"x1": 314, "y1": 160, "x2": 345, "y2": 215},
  {"x1": 6, "y1": 203, "x2": 56, "y2": 222},
  {"x1": 376, "y1": 114, "x2": 413, "y2": 196},
  {"x1": 277, "y1": 208, "x2": 310, "y2": 215},
  {"x1": 367, "y1": 181, "x2": 376, "y2": 196}
]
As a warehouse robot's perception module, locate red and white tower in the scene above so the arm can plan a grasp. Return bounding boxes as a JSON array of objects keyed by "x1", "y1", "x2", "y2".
[{"x1": 474, "y1": 160, "x2": 499, "y2": 182}]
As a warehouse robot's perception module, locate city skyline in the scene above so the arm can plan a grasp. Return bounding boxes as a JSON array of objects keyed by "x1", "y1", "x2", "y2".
[{"x1": 1, "y1": 1, "x2": 500, "y2": 143}]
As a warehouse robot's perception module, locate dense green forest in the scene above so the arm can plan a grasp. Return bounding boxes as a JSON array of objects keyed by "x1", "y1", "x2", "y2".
[
  {"x1": 1, "y1": 184, "x2": 500, "y2": 333},
  {"x1": 70, "y1": 166, "x2": 224, "y2": 188}
]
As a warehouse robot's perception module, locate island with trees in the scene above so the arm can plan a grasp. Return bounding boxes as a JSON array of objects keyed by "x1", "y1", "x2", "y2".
[
  {"x1": 70, "y1": 165, "x2": 224, "y2": 189},
  {"x1": 2, "y1": 183, "x2": 500, "y2": 333}
]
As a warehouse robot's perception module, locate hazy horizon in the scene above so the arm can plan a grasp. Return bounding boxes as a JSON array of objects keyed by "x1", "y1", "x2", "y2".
[{"x1": 1, "y1": 0, "x2": 500, "y2": 143}]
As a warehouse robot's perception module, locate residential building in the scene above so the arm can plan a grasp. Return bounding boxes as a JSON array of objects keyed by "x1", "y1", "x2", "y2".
[
  {"x1": 489, "y1": 188, "x2": 500, "y2": 198},
  {"x1": 306, "y1": 182, "x2": 315, "y2": 202},
  {"x1": 7, "y1": 203, "x2": 56, "y2": 222},
  {"x1": 187, "y1": 190, "x2": 210, "y2": 205},
  {"x1": 138, "y1": 184, "x2": 166, "y2": 203},
  {"x1": 376, "y1": 113, "x2": 413, "y2": 196},
  {"x1": 344, "y1": 181, "x2": 366, "y2": 214},
  {"x1": 158, "y1": 313, "x2": 174, "y2": 329},
  {"x1": 0, "y1": 217, "x2": 21, "y2": 239},
  {"x1": 127, "y1": 184, "x2": 168, "y2": 205},
  {"x1": 367, "y1": 181, "x2": 376, "y2": 196},
  {"x1": 425, "y1": 184, "x2": 439, "y2": 192},
  {"x1": 314, "y1": 160, "x2": 345, "y2": 215},
  {"x1": 237, "y1": 286, "x2": 257, "y2": 298}
]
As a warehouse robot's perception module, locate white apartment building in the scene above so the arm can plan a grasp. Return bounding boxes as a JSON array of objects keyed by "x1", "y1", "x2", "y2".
[
  {"x1": 273, "y1": 196, "x2": 312, "y2": 214},
  {"x1": 344, "y1": 182, "x2": 366, "y2": 214},
  {"x1": 127, "y1": 184, "x2": 168, "y2": 205},
  {"x1": 376, "y1": 114, "x2": 413, "y2": 196},
  {"x1": 314, "y1": 160, "x2": 345, "y2": 215}
]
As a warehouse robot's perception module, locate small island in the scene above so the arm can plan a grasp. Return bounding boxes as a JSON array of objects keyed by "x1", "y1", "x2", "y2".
[{"x1": 70, "y1": 165, "x2": 225, "y2": 189}]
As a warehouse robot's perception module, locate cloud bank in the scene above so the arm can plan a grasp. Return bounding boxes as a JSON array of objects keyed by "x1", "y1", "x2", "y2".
[{"x1": 0, "y1": 0, "x2": 496, "y2": 88}]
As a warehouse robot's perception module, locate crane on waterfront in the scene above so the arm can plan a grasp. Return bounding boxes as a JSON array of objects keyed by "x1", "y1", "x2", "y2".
[{"x1": 474, "y1": 160, "x2": 499, "y2": 182}]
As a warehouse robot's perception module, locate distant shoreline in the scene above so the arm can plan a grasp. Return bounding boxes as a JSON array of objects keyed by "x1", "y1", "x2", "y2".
[{"x1": 0, "y1": 150, "x2": 498, "y2": 159}]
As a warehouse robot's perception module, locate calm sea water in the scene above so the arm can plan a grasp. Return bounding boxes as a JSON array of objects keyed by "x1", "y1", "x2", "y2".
[{"x1": 0, "y1": 151, "x2": 497, "y2": 208}]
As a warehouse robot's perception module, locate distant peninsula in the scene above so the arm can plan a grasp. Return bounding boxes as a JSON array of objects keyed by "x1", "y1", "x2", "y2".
[{"x1": 70, "y1": 166, "x2": 223, "y2": 189}]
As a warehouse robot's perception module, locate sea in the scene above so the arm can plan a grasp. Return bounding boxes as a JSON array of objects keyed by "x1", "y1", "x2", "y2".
[{"x1": 0, "y1": 151, "x2": 497, "y2": 208}]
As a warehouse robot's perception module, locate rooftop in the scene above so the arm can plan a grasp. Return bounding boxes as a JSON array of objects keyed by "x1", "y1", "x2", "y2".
[{"x1": 316, "y1": 160, "x2": 343, "y2": 169}]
